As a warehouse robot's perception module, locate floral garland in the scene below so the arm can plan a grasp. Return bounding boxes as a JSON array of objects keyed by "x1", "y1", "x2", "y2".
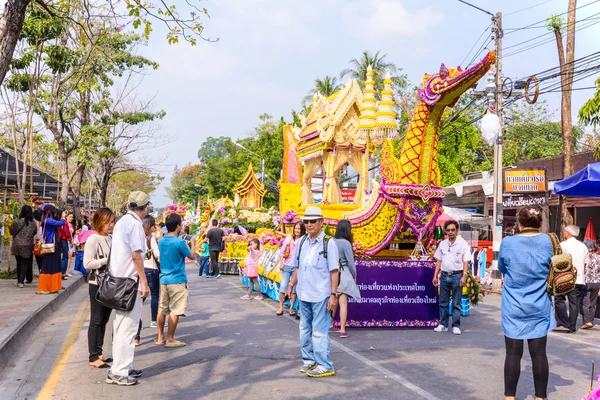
[{"x1": 463, "y1": 270, "x2": 483, "y2": 305}]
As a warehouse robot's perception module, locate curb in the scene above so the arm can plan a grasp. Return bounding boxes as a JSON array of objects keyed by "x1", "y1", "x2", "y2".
[{"x1": 0, "y1": 275, "x2": 85, "y2": 375}]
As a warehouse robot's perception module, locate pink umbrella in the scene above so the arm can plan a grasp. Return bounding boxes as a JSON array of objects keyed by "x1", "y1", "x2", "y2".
[
  {"x1": 436, "y1": 213, "x2": 456, "y2": 226},
  {"x1": 77, "y1": 230, "x2": 97, "y2": 244}
]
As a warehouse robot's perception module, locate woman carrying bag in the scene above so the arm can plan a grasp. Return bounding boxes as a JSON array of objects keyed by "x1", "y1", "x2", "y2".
[
  {"x1": 331, "y1": 220, "x2": 361, "y2": 338},
  {"x1": 10, "y1": 205, "x2": 38, "y2": 288},
  {"x1": 84, "y1": 208, "x2": 115, "y2": 368},
  {"x1": 36, "y1": 205, "x2": 66, "y2": 294}
]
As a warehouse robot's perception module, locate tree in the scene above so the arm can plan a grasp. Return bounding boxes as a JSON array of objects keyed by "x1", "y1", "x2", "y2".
[
  {"x1": 302, "y1": 76, "x2": 343, "y2": 108},
  {"x1": 339, "y1": 50, "x2": 409, "y2": 97},
  {"x1": 199, "y1": 114, "x2": 285, "y2": 208},
  {"x1": 0, "y1": 0, "x2": 213, "y2": 88},
  {"x1": 547, "y1": 1, "x2": 577, "y2": 227},
  {"x1": 167, "y1": 164, "x2": 207, "y2": 205},
  {"x1": 105, "y1": 169, "x2": 162, "y2": 212},
  {"x1": 579, "y1": 77, "x2": 600, "y2": 157}
]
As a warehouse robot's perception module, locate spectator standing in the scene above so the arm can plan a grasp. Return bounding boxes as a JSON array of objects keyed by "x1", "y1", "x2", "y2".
[
  {"x1": 58, "y1": 211, "x2": 74, "y2": 279},
  {"x1": 134, "y1": 215, "x2": 162, "y2": 344},
  {"x1": 36, "y1": 206, "x2": 66, "y2": 294},
  {"x1": 240, "y1": 238, "x2": 262, "y2": 300},
  {"x1": 198, "y1": 238, "x2": 211, "y2": 277},
  {"x1": 106, "y1": 191, "x2": 150, "y2": 386},
  {"x1": 206, "y1": 220, "x2": 224, "y2": 279},
  {"x1": 555, "y1": 224, "x2": 588, "y2": 333},
  {"x1": 277, "y1": 221, "x2": 305, "y2": 316},
  {"x1": 287, "y1": 206, "x2": 339, "y2": 378},
  {"x1": 33, "y1": 209, "x2": 44, "y2": 272},
  {"x1": 156, "y1": 213, "x2": 196, "y2": 348},
  {"x1": 498, "y1": 206, "x2": 552, "y2": 400},
  {"x1": 332, "y1": 220, "x2": 361, "y2": 338},
  {"x1": 10, "y1": 205, "x2": 38, "y2": 288},
  {"x1": 581, "y1": 239, "x2": 600, "y2": 329},
  {"x1": 84, "y1": 208, "x2": 115, "y2": 369},
  {"x1": 432, "y1": 220, "x2": 470, "y2": 335}
]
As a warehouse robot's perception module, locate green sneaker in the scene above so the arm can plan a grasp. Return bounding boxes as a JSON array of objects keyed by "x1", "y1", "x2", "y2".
[
  {"x1": 307, "y1": 366, "x2": 335, "y2": 378},
  {"x1": 299, "y1": 363, "x2": 316, "y2": 373}
]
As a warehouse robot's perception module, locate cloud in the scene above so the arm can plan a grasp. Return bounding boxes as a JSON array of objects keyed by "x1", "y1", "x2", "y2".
[{"x1": 362, "y1": 0, "x2": 444, "y2": 37}]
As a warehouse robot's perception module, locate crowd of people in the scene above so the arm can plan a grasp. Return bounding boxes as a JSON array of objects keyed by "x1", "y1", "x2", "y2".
[{"x1": 6, "y1": 196, "x2": 600, "y2": 395}]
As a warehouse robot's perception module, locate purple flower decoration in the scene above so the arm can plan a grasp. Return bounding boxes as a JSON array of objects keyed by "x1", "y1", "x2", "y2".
[{"x1": 282, "y1": 210, "x2": 297, "y2": 223}]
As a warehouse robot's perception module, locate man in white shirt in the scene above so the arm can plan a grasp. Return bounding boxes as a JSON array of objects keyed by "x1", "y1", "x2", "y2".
[
  {"x1": 555, "y1": 224, "x2": 588, "y2": 333},
  {"x1": 287, "y1": 206, "x2": 339, "y2": 378},
  {"x1": 106, "y1": 191, "x2": 151, "y2": 386},
  {"x1": 432, "y1": 220, "x2": 471, "y2": 335}
]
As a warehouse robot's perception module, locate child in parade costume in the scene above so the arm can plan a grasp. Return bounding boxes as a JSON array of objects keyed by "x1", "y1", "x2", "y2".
[
  {"x1": 198, "y1": 237, "x2": 211, "y2": 277},
  {"x1": 240, "y1": 238, "x2": 262, "y2": 300}
]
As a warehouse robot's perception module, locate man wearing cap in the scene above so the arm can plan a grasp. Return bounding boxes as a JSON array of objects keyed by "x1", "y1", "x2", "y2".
[
  {"x1": 287, "y1": 206, "x2": 339, "y2": 378},
  {"x1": 106, "y1": 191, "x2": 151, "y2": 386}
]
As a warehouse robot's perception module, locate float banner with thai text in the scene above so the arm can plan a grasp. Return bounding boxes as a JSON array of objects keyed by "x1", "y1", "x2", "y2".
[
  {"x1": 339, "y1": 259, "x2": 439, "y2": 328},
  {"x1": 503, "y1": 169, "x2": 547, "y2": 194},
  {"x1": 224, "y1": 241, "x2": 248, "y2": 261}
]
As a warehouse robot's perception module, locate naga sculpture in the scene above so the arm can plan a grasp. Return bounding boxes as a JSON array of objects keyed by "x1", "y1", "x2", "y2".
[{"x1": 281, "y1": 52, "x2": 496, "y2": 257}]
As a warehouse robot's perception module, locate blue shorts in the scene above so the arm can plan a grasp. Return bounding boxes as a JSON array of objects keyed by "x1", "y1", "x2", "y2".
[{"x1": 279, "y1": 265, "x2": 296, "y2": 295}]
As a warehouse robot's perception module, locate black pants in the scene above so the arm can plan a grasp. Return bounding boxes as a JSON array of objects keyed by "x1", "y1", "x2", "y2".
[
  {"x1": 555, "y1": 284, "x2": 585, "y2": 331},
  {"x1": 504, "y1": 336, "x2": 548, "y2": 399},
  {"x1": 35, "y1": 255, "x2": 43, "y2": 272},
  {"x1": 88, "y1": 284, "x2": 112, "y2": 362},
  {"x1": 583, "y1": 283, "x2": 600, "y2": 324},
  {"x1": 209, "y1": 250, "x2": 220, "y2": 275},
  {"x1": 16, "y1": 255, "x2": 33, "y2": 284}
]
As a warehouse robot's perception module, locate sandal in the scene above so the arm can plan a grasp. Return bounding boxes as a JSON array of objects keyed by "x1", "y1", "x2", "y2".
[
  {"x1": 89, "y1": 360, "x2": 110, "y2": 369},
  {"x1": 155, "y1": 339, "x2": 166, "y2": 345},
  {"x1": 165, "y1": 340, "x2": 186, "y2": 348},
  {"x1": 276, "y1": 310, "x2": 284, "y2": 316},
  {"x1": 289, "y1": 310, "x2": 297, "y2": 316}
]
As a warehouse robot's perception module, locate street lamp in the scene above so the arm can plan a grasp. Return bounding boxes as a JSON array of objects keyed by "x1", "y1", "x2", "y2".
[{"x1": 235, "y1": 143, "x2": 265, "y2": 185}]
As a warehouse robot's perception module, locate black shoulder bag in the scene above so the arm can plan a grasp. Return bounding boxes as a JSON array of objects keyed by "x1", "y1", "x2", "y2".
[{"x1": 95, "y1": 217, "x2": 139, "y2": 311}]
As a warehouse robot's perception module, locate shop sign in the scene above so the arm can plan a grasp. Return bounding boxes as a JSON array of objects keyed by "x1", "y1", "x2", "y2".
[
  {"x1": 504, "y1": 169, "x2": 547, "y2": 193},
  {"x1": 502, "y1": 194, "x2": 547, "y2": 209}
]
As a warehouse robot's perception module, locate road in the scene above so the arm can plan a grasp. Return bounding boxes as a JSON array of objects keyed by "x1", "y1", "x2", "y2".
[{"x1": 1, "y1": 263, "x2": 598, "y2": 400}]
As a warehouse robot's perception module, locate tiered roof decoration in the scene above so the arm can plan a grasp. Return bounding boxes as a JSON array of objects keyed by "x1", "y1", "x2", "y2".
[{"x1": 233, "y1": 164, "x2": 267, "y2": 208}]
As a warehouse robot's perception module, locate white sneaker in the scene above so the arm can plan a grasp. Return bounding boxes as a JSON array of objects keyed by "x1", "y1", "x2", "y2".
[
  {"x1": 433, "y1": 325, "x2": 448, "y2": 332},
  {"x1": 453, "y1": 327, "x2": 462, "y2": 335}
]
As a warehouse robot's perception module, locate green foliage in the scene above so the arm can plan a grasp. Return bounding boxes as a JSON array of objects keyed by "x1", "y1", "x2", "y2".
[
  {"x1": 167, "y1": 164, "x2": 207, "y2": 205},
  {"x1": 193, "y1": 114, "x2": 286, "y2": 208},
  {"x1": 339, "y1": 50, "x2": 409, "y2": 98},
  {"x1": 579, "y1": 78, "x2": 600, "y2": 129},
  {"x1": 302, "y1": 76, "x2": 343, "y2": 107},
  {"x1": 503, "y1": 101, "x2": 583, "y2": 166},
  {"x1": 546, "y1": 14, "x2": 565, "y2": 31}
]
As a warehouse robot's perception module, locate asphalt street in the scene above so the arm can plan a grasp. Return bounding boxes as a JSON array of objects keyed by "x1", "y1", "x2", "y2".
[{"x1": 1, "y1": 263, "x2": 599, "y2": 400}]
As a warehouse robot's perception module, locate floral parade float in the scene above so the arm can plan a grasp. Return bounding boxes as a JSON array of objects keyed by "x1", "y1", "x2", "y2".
[{"x1": 243, "y1": 51, "x2": 495, "y2": 328}]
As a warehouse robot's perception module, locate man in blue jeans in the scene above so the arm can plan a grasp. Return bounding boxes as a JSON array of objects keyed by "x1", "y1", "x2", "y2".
[
  {"x1": 432, "y1": 220, "x2": 470, "y2": 335},
  {"x1": 287, "y1": 206, "x2": 339, "y2": 378}
]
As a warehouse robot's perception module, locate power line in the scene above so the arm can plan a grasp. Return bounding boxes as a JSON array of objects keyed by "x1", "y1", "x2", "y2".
[
  {"x1": 504, "y1": 0, "x2": 600, "y2": 35},
  {"x1": 504, "y1": 18, "x2": 600, "y2": 58},
  {"x1": 460, "y1": 23, "x2": 492, "y2": 67},
  {"x1": 505, "y1": 0, "x2": 556, "y2": 17},
  {"x1": 467, "y1": 37, "x2": 494, "y2": 68},
  {"x1": 503, "y1": 11, "x2": 600, "y2": 51}
]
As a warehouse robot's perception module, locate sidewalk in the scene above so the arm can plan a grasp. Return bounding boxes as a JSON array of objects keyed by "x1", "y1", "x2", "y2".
[{"x1": 0, "y1": 273, "x2": 84, "y2": 375}]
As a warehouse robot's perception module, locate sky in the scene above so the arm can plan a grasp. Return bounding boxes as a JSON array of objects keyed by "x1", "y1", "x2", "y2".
[{"x1": 133, "y1": 0, "x2": 600, "y2": 207}]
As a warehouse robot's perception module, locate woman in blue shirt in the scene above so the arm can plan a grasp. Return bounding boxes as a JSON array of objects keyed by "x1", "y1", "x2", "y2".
[
  {"x1": 36, "y1": 205, "x2": 67, "y2": 294},
  {"x1": 498, "y1": 205, "x2": 553, "y2": 400}
]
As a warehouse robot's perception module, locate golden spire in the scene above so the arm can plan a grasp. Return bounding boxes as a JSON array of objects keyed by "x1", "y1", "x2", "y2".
[
  {"x1": 374, "y1": 71, "x2": 398, "y2": 143},
  {"x1": 357, "y1": 65, "x2": 376, "y2": 141}
]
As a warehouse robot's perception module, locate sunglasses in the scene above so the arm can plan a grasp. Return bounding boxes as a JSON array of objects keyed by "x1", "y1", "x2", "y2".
[
  {"x1": 445, "y1": 228, "x2": 457, "y2": 232},
  {"x1": 303, "y1": 219, "x2": 321, "y2": 225}
]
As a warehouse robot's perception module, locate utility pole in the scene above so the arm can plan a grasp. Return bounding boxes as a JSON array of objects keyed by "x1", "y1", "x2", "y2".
[{"x1": 491, "y1": 11, "x2": 504, "y2": 293}]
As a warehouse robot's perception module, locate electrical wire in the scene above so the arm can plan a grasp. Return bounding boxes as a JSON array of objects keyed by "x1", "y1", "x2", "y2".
[
  {"x1": 467, "y1": 37, "x2": 494, "y2": 68},
  {"x1": 503, "y1": 11, "x2": 600, "y2": 51},
  {"x1": 505, "y1": 0, "x2": 556, "y2": 16},
  {"x1": 460, "y1": 23, "x2": 492, "y2": 67},
  {"x1": 504, "y1": 0, "x2": 600, "y2": 35},
  {"x1": 504, "y1": 17, "x2": 600, "y2": 58}
]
